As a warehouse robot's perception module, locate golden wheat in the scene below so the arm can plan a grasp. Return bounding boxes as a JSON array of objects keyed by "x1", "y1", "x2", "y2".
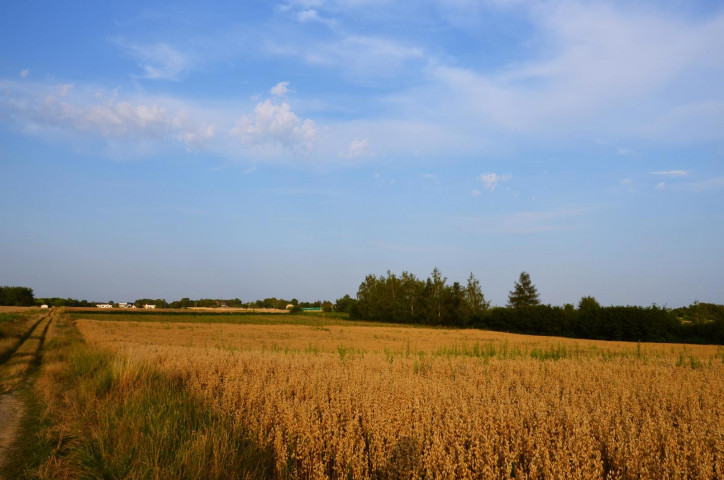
[{"x1": 76, "y1": 319, "x2": 724, "y2": 479}]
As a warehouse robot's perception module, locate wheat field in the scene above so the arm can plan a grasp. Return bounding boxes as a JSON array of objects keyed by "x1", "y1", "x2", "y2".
[{"x1": 69, "y1": 318, "x2": 724, "y2": 479}]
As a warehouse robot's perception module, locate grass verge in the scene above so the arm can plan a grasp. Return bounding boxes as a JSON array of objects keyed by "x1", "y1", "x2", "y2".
[{"x1": 3, "y1": 314, "x2": 276, "y2": 480}]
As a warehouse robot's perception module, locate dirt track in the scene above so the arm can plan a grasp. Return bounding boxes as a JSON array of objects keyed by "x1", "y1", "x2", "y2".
[{"x1": 0, "y1": 312, "x2": 52, "y2": 476}]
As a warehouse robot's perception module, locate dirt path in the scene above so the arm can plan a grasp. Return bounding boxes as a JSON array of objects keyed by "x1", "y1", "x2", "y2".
[
  {"x1": 0, "y1": 393, "x2": 22, "y2": 472},
  {"x1": 0, "y1": 312, "x2": 52, "y2": 475}
]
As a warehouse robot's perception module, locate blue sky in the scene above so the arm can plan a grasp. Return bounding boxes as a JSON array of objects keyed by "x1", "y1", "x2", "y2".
[{"x1": 1, "y1": 0, "x2": 723, "y2": 306}]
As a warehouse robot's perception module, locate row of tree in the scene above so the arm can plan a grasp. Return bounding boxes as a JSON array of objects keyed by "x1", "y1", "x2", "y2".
[
  {"x1": 350, "y1": 269, "x2": 489, "y2": 326},
  {"x1": 0, "y1": 288, "x2": 332, "y2": 311},
  {"x1": 342, "y1": 270, "x2": 724, "y2": 344},
  {"x1": 0, "y1": 286, "x2": 35, "y2": 306},
  {"x1": 164, "y1": 298, "x2": 330, "y2": 310},
  {"x1": 4, "y1": 278, "x2": 722, "y2": 343}
]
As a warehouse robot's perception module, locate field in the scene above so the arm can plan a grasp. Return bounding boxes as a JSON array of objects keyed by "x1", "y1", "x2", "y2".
[{"x1": 3, "y1": 310, "x2": 724, "y2": 479}]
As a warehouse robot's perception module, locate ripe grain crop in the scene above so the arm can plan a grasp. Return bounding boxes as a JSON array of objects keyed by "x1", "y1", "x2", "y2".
[{"x1": 71, "y1": 318, "x2": 724, "y2": 479}]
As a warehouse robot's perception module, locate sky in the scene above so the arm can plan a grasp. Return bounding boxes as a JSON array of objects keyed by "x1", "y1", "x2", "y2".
[{"x1": 1, "y1": 0, "x2": 723, "y2": 307}]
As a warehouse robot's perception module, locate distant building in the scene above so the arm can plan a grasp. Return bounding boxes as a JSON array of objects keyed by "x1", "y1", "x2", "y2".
[
  {"x1": 143, "y1": 304, "x2": 156, "y2": 309},
  {"x1": 97, "y1": 304, "x2": 113, "y2": 309},
  {"x1": 40, "y1": 304, "x2": 49, "y2": 309},
  {"x1": 118, "y1": 302, "x2": 131, "y2": 308},
  {"x1": 286, "y1": 304, "x2": 294, "y2": 309}
]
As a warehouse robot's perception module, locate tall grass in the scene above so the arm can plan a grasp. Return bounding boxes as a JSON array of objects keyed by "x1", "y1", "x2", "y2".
[{"x1": 5, "y1": 315, "x2": 274, "y2": 479}]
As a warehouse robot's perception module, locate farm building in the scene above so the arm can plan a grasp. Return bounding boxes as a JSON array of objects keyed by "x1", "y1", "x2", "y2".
[{"x1": 97, "y1": 304, "x2": 113, "y2": 309}]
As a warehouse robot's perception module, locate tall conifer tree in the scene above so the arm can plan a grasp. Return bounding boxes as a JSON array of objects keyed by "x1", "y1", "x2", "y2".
[{"x1": 507, "y1": 272, "x2": 540, "y2": 307}]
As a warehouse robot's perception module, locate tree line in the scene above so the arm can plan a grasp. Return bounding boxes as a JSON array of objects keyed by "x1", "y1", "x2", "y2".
[
  {"x1": 3, "y1": 277, "x2": 722, "y2": 344},
  {"x1": 343, "y1": 268, "x2": 489, "y2": 326},
  {"x1": 0, "y1": 288, "x2": 332, "y2": 312},
  {"x1": 339, "y1": 270, "x2": 724, "y2": 344},
  {"x1": 0, "y1": 286, "x2": 35, "y2": 306}
]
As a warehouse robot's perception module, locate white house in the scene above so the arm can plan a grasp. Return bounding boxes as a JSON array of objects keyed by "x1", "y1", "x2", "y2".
[
  {"x1": 40, "y1": 304, "x2": 49, "y2": 309},
  {"x1": 97, "y1": 304, "x2": 113, "y2": 309},
  {"x1": 143, "y1": 304, "x2": 156, "y2": 309}
]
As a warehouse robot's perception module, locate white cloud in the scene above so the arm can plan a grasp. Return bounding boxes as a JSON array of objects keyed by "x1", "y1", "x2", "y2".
[
  {"x1": 270, "y1": 81, "x2": 290, "y2": 97},
  {"x1": 80, "y1": 101, "x2": 171, "y2": 138},
  {"x1": 0, "y1": 78, "x2": 329, "y2": 161},
  {"x1": 480, "y1": 173, "x2": 512, "y2": 191},
  {"x1": 655, "y1": 182, "x2": 666, "y2": 190},
  {"x1": 0, "y1": 80, "x2": 218, "y2": 155},
  {"x1": 115, "y1": 41, "x2": 192, "y2": 81},
  {"x1": 340, "y1": 138, "x2": 371, "y2": 158},
  {"x1": 417, "y1": 4, "x2": 724, "y2": 144},
  {"x1": 19, "y1": 69, "x2": 29, "y2": 79},
  {"x1": 471, "y1": 189, "x2": 481, "y2": 197},
  {"x1": 178, "y1": 123, "x2": 216, "y2": 150},
  {"x1": 230, "y1": 100, "x2": 317, "y2": 151},
  {"x1": 619, "y1": 178, "x2": 632, "y2": 185},
  {"x1": 296, "y1": 8, "x2": 336, "y2": 26},
  {"x1": 651, "y1": 170, "x2": 689, "y2": 177}
]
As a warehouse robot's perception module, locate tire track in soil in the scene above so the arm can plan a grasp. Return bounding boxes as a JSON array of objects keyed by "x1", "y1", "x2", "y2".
[{"x1": 0, "y1": 312, "x2": 53, "y2": 476}]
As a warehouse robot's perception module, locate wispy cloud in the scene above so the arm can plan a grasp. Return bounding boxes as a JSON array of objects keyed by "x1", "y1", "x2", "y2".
[
  {"x1": 268, "y1": 34, "x2": 425, "y2": 83},
  {"x1": 2, "y1": 1, "x2": 723, "y2": 168},
  {"x1": 480, "y1": 173, "x2": 512, "y2": 192},
  {"x1": 114, "y1": 40, "x2": 193, "y2": 81},
  {"x1": 339, "y1": 138, "x2": 371, "y2": 158},
  {"x1": 651, "y1": 170, "x2": 689, "y2": 177},
  {"x1": 296, "y1": 8, "x2": 336, "y2": 27},
  {"x1": 19, "y1": 69, "x2": 29, "y2": 79},
  {"x1": 410, "y1": 3, "x2": 724, "y2": 144},
  {"x1": 421, "y1": 173, "x2": 439, "y2": 184}
]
